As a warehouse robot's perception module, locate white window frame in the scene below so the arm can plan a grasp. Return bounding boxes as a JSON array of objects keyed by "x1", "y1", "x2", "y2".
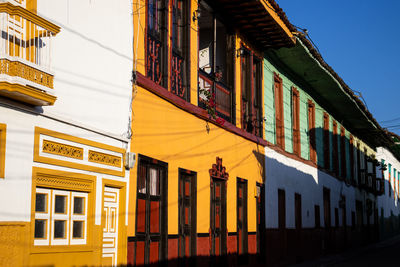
[
  {"x1": 34, "y1": 188, "x2": 88, "y2": 246},
  {"x1": 34, "y1": 188, "x2": 51, "y2": 246},
  {"x1": 70, "y1": 192, "x2": 88, "y2": 245},
  {"x1": 51, "y1": 189, "x2": 70, "y2": 245}
]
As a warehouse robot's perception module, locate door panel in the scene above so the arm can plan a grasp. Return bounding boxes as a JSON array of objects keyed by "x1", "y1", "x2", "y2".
[
  {"x1": 256, "y1": 183, "x2": 265, "y2": 263},
  {"x1": 102, "y1": 186, "x2": 120, "y2": 267},
  {"x1": 135, "y1": 156, "x2": 167, "y2": 265},
  {"x1": 179, "y1": 170, "x2": 197, "y2": 258},
  {"x1": 211, "y1": 179, "x2": 227, "y2": 256},
  {"x1": 237, "y1": 179, "x2": 248, "y2": 255}
]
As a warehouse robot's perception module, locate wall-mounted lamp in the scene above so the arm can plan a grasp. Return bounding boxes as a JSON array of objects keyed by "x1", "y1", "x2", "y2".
[
  {"x1": 192, "y1": 9, "x2": 201, "y2": 22},
  {"x1": 236, "y1": 47, "x2": 246, "y2": 58}
]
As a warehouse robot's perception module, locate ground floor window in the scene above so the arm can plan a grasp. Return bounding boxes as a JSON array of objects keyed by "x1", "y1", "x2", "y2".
[{"x1": 34, "y1": 188, "x2": 88, "y2": 246}]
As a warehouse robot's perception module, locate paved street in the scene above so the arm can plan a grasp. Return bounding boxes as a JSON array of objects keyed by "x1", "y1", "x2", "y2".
[{"x1": 293, "y1": 235, "x2": 400, "y2": 267}]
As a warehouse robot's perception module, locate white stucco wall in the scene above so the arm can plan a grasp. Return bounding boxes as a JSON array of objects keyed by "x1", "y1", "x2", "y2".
[
  {"x1": 265, "y1": 146, "x2": 374, "y2": 229},
  {"x1": 0, "y1": 105, "x2": 129, "y2": 223},
  {"x1": 376, "y1": 147, "x2": 400, "y2": 218},
  {"x1": 37, "y1": 0, "x2": 133, "y2": 137}
]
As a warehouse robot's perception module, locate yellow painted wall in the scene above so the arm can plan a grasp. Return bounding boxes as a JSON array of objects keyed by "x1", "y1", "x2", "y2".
[
  {"x1": 0, "y1": 223, "x2": 29, "y2": 266},
  {"x1": 130, "y1": 0, "x2": 268, "y2": 237},
  {"x1": 128, "y1": 86, "x2": 265, "y2": 236}
]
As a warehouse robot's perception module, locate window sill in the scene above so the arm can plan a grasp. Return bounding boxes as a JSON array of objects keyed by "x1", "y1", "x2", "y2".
[{"x1": 30, "y1": 244, "x2": 93, "y2": 254}]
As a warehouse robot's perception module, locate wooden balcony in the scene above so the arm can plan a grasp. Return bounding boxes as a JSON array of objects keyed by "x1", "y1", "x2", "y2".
[{"x1": 0, "y1": 2, "x2": 60, "y2": 106}]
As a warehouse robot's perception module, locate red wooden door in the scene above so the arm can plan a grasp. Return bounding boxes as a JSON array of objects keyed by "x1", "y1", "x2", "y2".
[
  {"x1": 135, "y1": 157, "x2": 167, "y2": 265},
  {"x1": 211, "y1": 179, "x2": 227, "y2": 256},
  {"x1": 256, "y1": 183, "x2": 265, "y2": 263},
  {"x1": 237, "y1": 179, "x2": 248, "y2": 255},
  {"x1": 179, "y1": 170, "x2": 197, "y2": 259}
]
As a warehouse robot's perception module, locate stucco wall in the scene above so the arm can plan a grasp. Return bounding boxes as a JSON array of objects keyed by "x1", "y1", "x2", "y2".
[
  {"x1": 0, "y1": 106, "x2": 129, "y2": 223},
  {"x1": 265, "y1": 146, "x2": 375, "y2": 229},
  {"x1": 37, "y1": 0, "x2": 133, "y2": 137}
]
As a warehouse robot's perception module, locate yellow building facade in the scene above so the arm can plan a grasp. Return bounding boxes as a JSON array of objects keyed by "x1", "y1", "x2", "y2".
[
  {"x1": 128, "y1": 0, "x2": 294, "y2": 264},
  {"x1": 0, "y1": 0, "x2": 132, "y2": 266}
]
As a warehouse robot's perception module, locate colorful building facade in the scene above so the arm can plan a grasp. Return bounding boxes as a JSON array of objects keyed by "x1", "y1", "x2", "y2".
[
  {"x1": 0, "y1": 0, "x2": 133, "y2": 266},
  {"x1": 262, "y1": 33, "x2": 387, "y2": 264},
  {"x1": 376, "y1": 144, "x2": 400, "y2": 240},
  {"x1": 128, "y1": 0, "x2": 294, "y2": 264},
  {"x1": 1, "y1": 0, "x2": 399, "y2": 266}
]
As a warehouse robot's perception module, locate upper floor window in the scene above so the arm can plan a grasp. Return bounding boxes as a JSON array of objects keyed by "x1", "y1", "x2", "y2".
[
  {"x1": 340, "y1": 127, "x2": 347, "y2": 178},
  {"x1": 198, "y1": 2, "x2": 235, "y2": 122},
  {"x1": 308, "y1": 100, "x2": 316, "y2": 163},
  {"x1": 323, "y1": 113, "x2": 330, "y2": 169},
  {"x1": 349, "y1": 135, "x2": 355, "y2": 183},
  {"x1": 241, "y1": 48, "x2": 262, "y2": 136},
  {"x1": 356, "y1": 143, "x2": 361, "y2": 185},
  {"x1": 146, "y1": 0, "x2": 168, "y2": 86},
  {"x1": 332, "y1": 121, "x2": 339, "y2": 176},
  {"x1": 274, "y1": 73, "x2": 284, "y2": 149},
  {"x1": 171, "y1": 0, "x2": 190, "y2": 100}
]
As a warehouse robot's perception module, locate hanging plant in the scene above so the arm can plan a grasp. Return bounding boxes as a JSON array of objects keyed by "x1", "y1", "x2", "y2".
[{"x1": 199, "y1": 87, "x2": 225, "y2": 126}]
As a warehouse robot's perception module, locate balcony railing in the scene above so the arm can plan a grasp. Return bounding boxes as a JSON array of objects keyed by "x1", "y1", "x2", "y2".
[
  {"x1": 0, "y1": 2, "x2": 60, "y2": 105},
  {"x1": 199, "y1": 71, "x2": 231, "y2": 122}
]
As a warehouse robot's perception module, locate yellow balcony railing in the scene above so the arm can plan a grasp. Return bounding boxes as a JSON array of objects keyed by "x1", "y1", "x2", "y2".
[{"x1": 0, "y1": 2, "x2": 60, "y2": 105}]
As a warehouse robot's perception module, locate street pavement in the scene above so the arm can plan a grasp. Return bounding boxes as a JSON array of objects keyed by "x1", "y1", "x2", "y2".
[{"x1": 292, "y1": 235, "x2": 400, "y2": 267}]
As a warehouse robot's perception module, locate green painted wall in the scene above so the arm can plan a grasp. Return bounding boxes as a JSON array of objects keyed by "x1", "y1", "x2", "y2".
[
  {"x1": 315, "y1": 108, "x2": 324, "y2": 167},
  {"x1": 299, "y1": 92, "x2": 309, "y2": 160},
  {"x1": 263, "y1": 61, "x2": 276, "y2": 144},
  {"x1": 263, "y1": 56, "x2": 357, "y2": 174},
  {"x1": 283, "y1": 83, "x2": 293, "y2": 153}
]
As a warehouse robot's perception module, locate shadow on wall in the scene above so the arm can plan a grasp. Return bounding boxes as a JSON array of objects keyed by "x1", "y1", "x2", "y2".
[
  {"x1": 253, "y1": 148, "x2": 266, "y2": 184},
  {"x1": 262, "y1": 136, "x2": 397, "y2": 266}
]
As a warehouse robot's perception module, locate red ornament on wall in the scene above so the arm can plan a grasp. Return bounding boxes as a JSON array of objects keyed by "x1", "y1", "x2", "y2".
[{"x1": 209, "y1": 157, "x2": 229, "y2": 180}]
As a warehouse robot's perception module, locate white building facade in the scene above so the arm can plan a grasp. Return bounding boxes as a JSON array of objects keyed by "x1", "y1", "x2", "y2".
[{"x1": 0, "y1": 0, "x2": 133, "y2": 266}]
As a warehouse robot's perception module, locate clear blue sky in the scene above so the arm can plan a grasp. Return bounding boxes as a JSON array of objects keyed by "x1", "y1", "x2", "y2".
[{"x1": 277, "y1": 0, "x2": 400, "y2": 135}]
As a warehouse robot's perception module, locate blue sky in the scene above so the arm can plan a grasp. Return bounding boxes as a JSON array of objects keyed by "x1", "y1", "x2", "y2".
[{"x1": 277, "y1": 1, "x2": 400, "y2": 135}]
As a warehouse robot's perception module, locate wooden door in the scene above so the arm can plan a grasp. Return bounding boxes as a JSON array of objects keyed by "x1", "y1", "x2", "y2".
[
  {"x1": 237, "y1": 178, "x2": 248, "y2": 255},
  {"x1": 179, "y1": 170, "x2": 197, "y2": 258},
  {"x1": 135, "y1": 157, "x2": 167, "y2": 265},
  {"x1": 211, "y1": 178, "x2": 227, "y2": 256},
  {"x1": 102, "y1": 186, "x2": 120, "y2": 267},
  {"x1": 256, "y1": 183, "x2": 265, "y2": 263}
]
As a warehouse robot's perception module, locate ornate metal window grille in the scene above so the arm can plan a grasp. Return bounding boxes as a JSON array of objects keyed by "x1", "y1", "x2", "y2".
[
  {"x1": 146, "y1": 0, "x2": 165, "y2": 85},
  {"x1": 171, "y1": 0, "x2": 188, "y2": 100},
  {"x1": 171, "y1": 51, "x2": 185, "y2": 97},
  {"x1": 146, "y1": 35, "x2": 162, "y2": 85}
]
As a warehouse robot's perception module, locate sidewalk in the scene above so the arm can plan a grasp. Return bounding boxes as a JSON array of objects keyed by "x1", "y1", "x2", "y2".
[{"x1": 291, "y1": 235, "x2": 400, "y2": 266}]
